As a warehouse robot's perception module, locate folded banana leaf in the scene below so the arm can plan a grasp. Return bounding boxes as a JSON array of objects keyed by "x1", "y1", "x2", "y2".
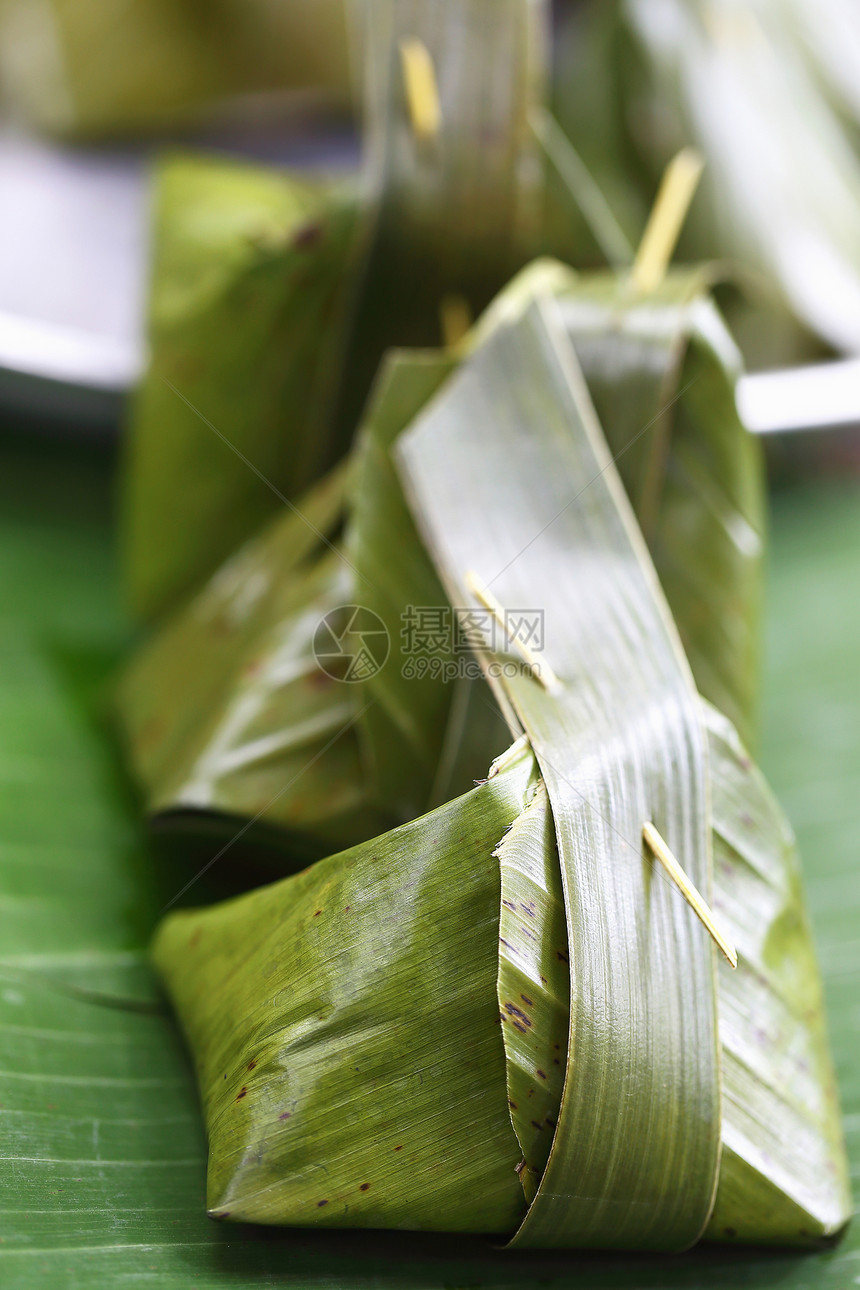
[
  {"x1": 121, "y1": 152, "x2": 364, "y2": 620},
  {"x1": 117, "y1": 257, "x2": 764, "y2": 859},
  {"x1": 554, "y1": 0, "x2": 860, "y2": 361},
  {"x1": 116, "y1": 463, "x2": 394, "y2": 860},
  {"x1": 0, "y1": 0, "x2": 351, "y2": 137},
  {"x1": 4, "y1": 416, "x2": 859, "y2": 1285},
  {"x1": 549, "y1": 265, "x2": 766, "y2": 749},
  {"x1": 121, "y1": 0, "x2": 548, "y2": 620},
  {"x1": 152, "y1": 299, "x2": 849, "y2": 1247}
]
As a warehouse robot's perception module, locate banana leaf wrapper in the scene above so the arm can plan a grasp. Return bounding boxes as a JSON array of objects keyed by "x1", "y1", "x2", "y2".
[
  {"x1": 121, "y1": 152, "x2": 365, "y2": 620},
  {"x1": 0, "y1": 0, "x2": 350, "y2": 138},
  {"x1": 116, "y1": 463, "x2": 394, "y2": 861},
  {"x1": 546, "y1": 263, "x2": 766, "y2": 750},
  {"x1": 153, "y1": 300, "x2": 849, "y2": 1248},
  {"x1": 121, "y1": 0, "x2": 547, "y2": 620},
  {"x1": 116, "y1": 259, "x2": 764, "y2": 857},
  {"x1": 554, "y1": 0, "x2": 860, "y2": 362}
]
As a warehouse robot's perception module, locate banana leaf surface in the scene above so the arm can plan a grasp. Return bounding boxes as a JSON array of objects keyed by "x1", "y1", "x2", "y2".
[
  {"x1": 553, "y1": 0, "x2": 860, "y2": 362},
  {"x1": 121, "y1": 153, "x2": 365, "y2": 620},
  {"x1": 0, "y1": 419, "x2": 858, "y2": 1285},
  {"x1": 0, "y1": 0, "x2": 351, "y2": 137},
  {"x1": 151, "y1": 302, "x2": 847, "y2": 1247},
  {"x1": 549, "y1": 265, "x2": 766, "y2": 749},
  {"x1": 116, "y1": 462, "x2": 394, "y2": 862},
  {"x1": 121, "y1": 0, "x2": 549, "y2": 622},
  {"x1": 117, "y1": 260, "x2": 764, "y2": 852}
]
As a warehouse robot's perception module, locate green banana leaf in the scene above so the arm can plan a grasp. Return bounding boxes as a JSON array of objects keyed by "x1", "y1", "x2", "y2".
[
  {"x1": 118, "y1": 258, "x2": 763, "y2": 851},
  {"x1": 151, "y1": 301, "x2": 847, "y2": 1248},
  {"x1": 0, "y1": 0, "x2": 236, "y2": 137},
  {"x1": 0, "y1": 406, "x2": 858, "y2": 1283},
  {"x1": 116, "y1": 462, "x2": 394, "y2": 860},
  {"x1": 121, "y1": 0, "x2": 549, "y2": 622},
  {"x1": 554, "y1": 0, "x2": 860, "y2": 362},
  {"x1": 550, "y1": 266, "x2": 766, "y2": 749},
  {"x1": 0, "y1": 0, "x2": 351, "y2": 138},
  {"x1": 496, "y1": 698, "x2": 851, "y2": 1246},
  {"x1": 399, "y1": 298, "x2": 720, "y2": 1251},
  {"x1": 121, "y1": 152, "x2": 365, "y2": 620},
  {"x1": 152, "y1": 739, "x2": 540, "y2": 1233}
]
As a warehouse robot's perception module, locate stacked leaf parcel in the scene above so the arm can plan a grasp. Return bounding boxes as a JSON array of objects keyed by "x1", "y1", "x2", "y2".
[{"x1": 117, "y1": 261, "x2": 851, "y2": 1249}]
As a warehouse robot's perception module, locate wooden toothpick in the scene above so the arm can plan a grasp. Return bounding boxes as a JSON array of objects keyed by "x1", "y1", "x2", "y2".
[
  {"x1": 631, "y1": 148, "x2": 704, "y2": 294},
  {"x1": 465, "y1": 570, "x2": 560, "y2": 693},
  {"x1": 642, "y1": 821, "x2": 738, "y2": 969},
  {"x1": 399, "y1": 38, "x2": 442, "y2": 142}
]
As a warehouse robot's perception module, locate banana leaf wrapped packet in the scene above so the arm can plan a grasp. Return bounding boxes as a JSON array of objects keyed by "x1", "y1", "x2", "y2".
[
  {"x1": 116, "y1": 259, "x2": 764, "y2": 850},
  {"x1": 122, "y1": 154, "x2": 365, "y2": 620},
  {"x1": 120, "y1": 0, "x2": 547, "y2": 621},
  {"x1": 151, "y1": 294, "x2": 850, "y2": 1249},
  {"x1": 553, "y1": 0, "x2": 860, "y2": 364}
]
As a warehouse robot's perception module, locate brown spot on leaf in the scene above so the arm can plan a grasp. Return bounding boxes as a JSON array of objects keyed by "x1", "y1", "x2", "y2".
[
  {"x1": 317, "y1": 1199, "x2": 329, "y2": 1208},
  {"x1": 359, "y1": 1183, "x2": 371, "y2": 1192},
  {"x1": 313, "y1": 909, "x2": 322, "y2": 918},
  {"x1": 189, "y1": 928, "x2": 201, "y2": 949},
  {"x1": 502, "y1": 899, "x2": 517, "y2": 912},
  {"x1": 247, "y1": 1059, "x2": 257, "y2": 1071},
  {"x1": 520, "y1": 994, "x2": 534, "y2": 1007},
  {"x1": 394, "y1": 1144, "x2": 403, "y2": 1151},
  {"x1": 279, "y1": 1111, "x2": 291, "y2": 1120},
  {"x1": 293, "y1": 222, "x2": 323, "y2": 249},
  {"x1": 531, "y1": 1120, "x2": 542, "y2": 1131},
  {"x1": 503, "y1": 1002, "x2": 532, "y2": 1026},
  {"x1": 508, "y1": 1100, "x2": 518, "y2": 1110},
  {"x1": 536, "y1": 1069, "x2": 547, "y2": 1080},
  {"x1": 235, "y1": 1087, "x2": 247, "y2": 1101},
  {"x1": 556, "y1": 949, "x2": 569, "y2": 964},
  {"x1": 307, "y1": 668, "x2": 335, "y2": 690}
]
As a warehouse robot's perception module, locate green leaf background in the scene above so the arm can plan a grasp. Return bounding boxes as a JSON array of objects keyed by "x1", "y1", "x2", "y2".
[{"x1": 0, "y1": 428, "x2": 857, "y2": 1284}]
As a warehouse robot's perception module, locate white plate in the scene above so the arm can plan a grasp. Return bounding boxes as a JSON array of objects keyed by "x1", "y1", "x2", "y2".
[
  {"x1": 0, "y1": 122, "x2": 358, "y2": 429},
  {"x1": 0, "y1": 124, "x2": 856, "y2": 436}
]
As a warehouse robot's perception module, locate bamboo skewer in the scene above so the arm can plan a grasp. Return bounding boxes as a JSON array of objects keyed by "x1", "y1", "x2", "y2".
[
  {"x1": 465, "y1": 570, "x2": 561, "y2": 692},
  {"x1": 643, "y1": 821, "x2": 738, "y2": 968},
  {"x1": 631, "y1": 148, "x2": 704, "y2": 293},
  {"x1": 399, "y1": 38, "x2": 442, "y2": 141}
]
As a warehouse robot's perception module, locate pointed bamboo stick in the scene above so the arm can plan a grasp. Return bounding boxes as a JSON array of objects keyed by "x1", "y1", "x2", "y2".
[
  {"x1": 399, "y1": 38, "x2": 442, "y2": 141},
  {"x1": 631, "y1": 148, "x2": 704, "y2": 293},
  {"x1": 643, "y1": 821, "x2": 737, "y2": 968},
  {"x1": 465, "y1": 570, "x2": 560, "y2": 692}
]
